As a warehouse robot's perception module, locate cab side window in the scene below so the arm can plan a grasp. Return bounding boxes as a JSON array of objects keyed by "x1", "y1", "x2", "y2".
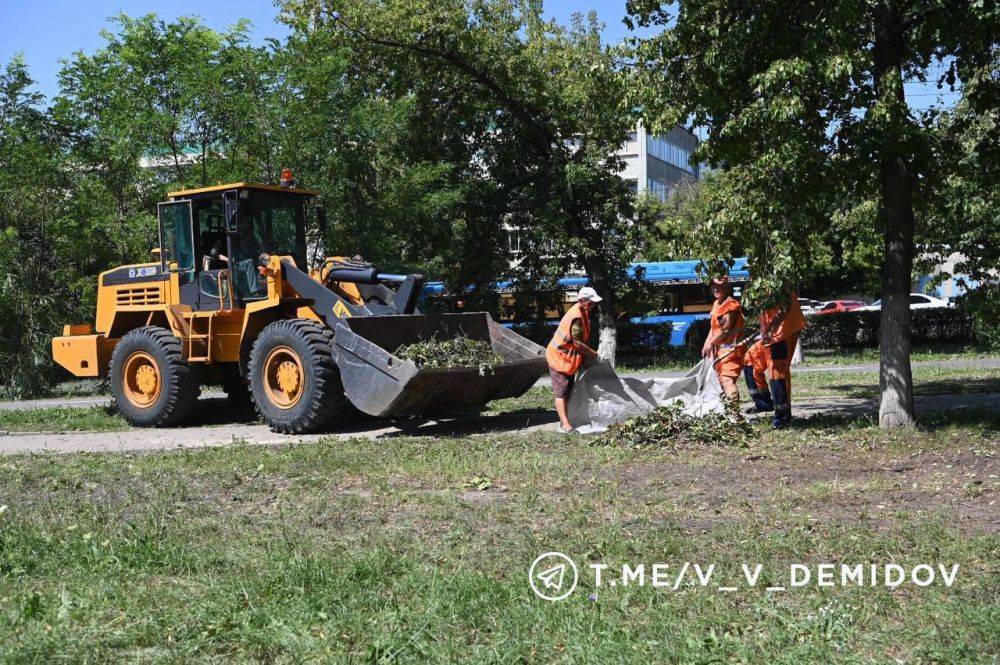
[{"x1": 158, "y1": 201, "x2": 195, "y2": 284}]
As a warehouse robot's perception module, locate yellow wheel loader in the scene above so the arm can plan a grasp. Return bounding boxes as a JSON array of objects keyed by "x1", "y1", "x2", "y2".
[{"x1": 52, "y1": 179, "x2": 546, "y2": 433}]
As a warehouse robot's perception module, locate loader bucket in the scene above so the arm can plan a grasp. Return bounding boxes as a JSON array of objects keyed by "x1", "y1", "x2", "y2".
[{"x1": 332, "y1": 313, "x2": 547, "y2": 417}]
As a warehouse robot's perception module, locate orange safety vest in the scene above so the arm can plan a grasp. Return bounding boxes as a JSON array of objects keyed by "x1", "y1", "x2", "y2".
[
  {"x1": 709, "y1": 296, "x2": 745, "y2": 347},
  {"x1": 709, "y1": 296, "x2": 745, "y2": 376},
  {"x1": 546, "y1": 303, "x2": 591, "y2": 375},
  {"x1": 760, "y1": 290, "x2": 806, "y2": 343}
]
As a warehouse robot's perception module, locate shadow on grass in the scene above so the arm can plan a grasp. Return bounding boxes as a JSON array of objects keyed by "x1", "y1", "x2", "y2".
[
  {"x1": 805, "y1": 341, "x2": 994, "y2": 363},
  {"x1": 132, "y1": 388, "x2": 1000, "y2": 440},
  {"x1": 789, "y1": 406, "x2": 1000, "y2": 432},
  {"x1": 814, "y1": 376, "x2": 1000, "y2": 400},
  {"x1": 183, "y1": 395, "x2": 559, "y2": 439},
  {"x1": 381, "y1": 409, "x2": 558, "y2": 439}
]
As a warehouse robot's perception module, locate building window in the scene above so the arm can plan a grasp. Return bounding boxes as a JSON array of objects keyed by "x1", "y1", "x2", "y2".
[
  {"x1": 646, "y1": 135, "x2": 693, "y2": 173},
  {"x1": 646, "y1": 178, "x2": 669, "y2": 201},
  {"x1": 506, "y1": 229, "x2": 521, "y2": 253}
]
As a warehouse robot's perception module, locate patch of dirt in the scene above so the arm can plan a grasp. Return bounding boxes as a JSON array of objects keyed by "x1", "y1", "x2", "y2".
[
  {"x1": 610, "y1": 443, "x2": 999, "y2": 536},
  {"x1": 458, "y1": 490, "x2": 508, "y2": 506}
]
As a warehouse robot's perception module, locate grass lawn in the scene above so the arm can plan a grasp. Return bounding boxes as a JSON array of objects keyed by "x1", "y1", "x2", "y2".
[
  {"x1": 800, "y1": 342, "x2": 998, "y2": 366},
  {"x1": 792, "y1": 366, "x2": 1000, "y2": 399},
  {"x1": 1, "y1": 409, "x2": 997, "y2": 661},
  {"x1": 0, "y1": 406, "x2": 128, "y2": 433}
]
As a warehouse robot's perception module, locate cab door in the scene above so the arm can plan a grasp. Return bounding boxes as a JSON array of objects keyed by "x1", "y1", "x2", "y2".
[{"x1": 157, "y1": 200, "x2": 196, "y2": 284}]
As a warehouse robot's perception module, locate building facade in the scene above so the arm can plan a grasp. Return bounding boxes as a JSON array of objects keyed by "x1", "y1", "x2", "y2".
[
  {"x1": 505, "y1": 123, "x2": 701, "y2": 261},
  {"x1": 616, "y1": 123, "x2": 700, "y2": 201}
]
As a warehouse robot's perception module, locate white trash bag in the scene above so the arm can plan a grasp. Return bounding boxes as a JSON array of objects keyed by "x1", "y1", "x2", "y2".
[{"x1": 566, "y1": 359, "x2": 725, "y2": 434}]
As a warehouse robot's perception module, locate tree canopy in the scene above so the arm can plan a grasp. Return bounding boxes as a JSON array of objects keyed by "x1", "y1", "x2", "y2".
[
  {"x1": 0, "y1": 2, "x2": 664, "y2": 394},
  {"x1": 0, "y1": 2, "x2": 995, "y2": 399},
  {"x1": 627, "y1": 0, "x2": 999, "y2": 426},
  {"x1": 279, "y1": 0, "x2": 657, "y2": 358}
]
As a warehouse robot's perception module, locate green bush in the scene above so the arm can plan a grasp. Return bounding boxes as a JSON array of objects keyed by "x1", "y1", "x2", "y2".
[
  {"x1": 514, "y1": 304, "x2": 979, "y2": 358},
  {"x1": 802, "y1": 307, "x2": 975, "y2": 350},
  {"x1": 957, "y1": 286, "x2": 1000, "y2": 351}
]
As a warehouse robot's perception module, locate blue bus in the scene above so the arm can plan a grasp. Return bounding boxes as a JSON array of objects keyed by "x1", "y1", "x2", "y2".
[{"x1": 423, "y1": 258, "x2": 749, "y2": 346}]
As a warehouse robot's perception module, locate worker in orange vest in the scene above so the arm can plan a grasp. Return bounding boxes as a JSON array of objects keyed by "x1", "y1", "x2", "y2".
[
  {"x1": 701, "y1": 275, "x2": 745, "y2": 400},
  {"x1": 759, "y1": 290, "x2": 807, "y2": 428},
  {"x1": 546, "y1": 286, "x2": 602, "y2": 434},
  {"x1": 742, "y1": 340, "x2": 773, "y2": 413}
]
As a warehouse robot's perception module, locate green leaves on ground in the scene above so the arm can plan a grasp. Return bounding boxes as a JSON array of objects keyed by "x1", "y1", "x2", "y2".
[{"x1": 597, "y1": 401, "x2": 754, "y2": 448}]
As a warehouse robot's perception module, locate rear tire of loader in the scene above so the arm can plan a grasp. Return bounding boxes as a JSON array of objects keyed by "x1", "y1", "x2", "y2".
[
  {"x1": 110, "y1": 326, "x2": 200, "y2": 427},
  {"x1": 248, "y1": 319, "x2": 349, "y2": 433}
]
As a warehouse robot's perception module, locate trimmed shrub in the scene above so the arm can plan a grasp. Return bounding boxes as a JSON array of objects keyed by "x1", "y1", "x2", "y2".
[
  {"x1": 802, "y1": 307, "x2": 974, "y2": 349},
  {"x1": 515, "y1": 306, "x2": 975, "y2": 357},
  {"x1": 958, "y1": 287, "x2": 1000, "y2": 351}
]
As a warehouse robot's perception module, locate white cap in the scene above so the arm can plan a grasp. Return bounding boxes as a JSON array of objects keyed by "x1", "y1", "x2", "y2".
[{"x1": 577, "y1": 286, "x2": 603, "y2": 302}]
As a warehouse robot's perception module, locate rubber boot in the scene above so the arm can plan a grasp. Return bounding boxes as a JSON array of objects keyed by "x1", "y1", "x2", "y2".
[
  {"x1": 744, "y1": 366, "x2": 774, "y2": 412},
  {"x1": 769, "y1": 378, "x2": 791, "y2": 428}
]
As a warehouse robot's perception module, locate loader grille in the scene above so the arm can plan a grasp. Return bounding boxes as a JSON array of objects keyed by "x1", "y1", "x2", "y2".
[{"x1": 115, "y1": 286, "x2": 164, "y2": 306}]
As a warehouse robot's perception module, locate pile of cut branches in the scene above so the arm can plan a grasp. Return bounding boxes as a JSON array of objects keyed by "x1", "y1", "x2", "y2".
[
  {"x1": 597, "y1": 402, "x2": 754, "y2": 448},
  {"x1": 395, "y1": 335, "x2": 504, "y2": 375}
]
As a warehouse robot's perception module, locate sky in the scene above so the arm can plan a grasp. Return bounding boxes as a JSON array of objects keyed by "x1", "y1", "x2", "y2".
[
  {"x1": 1, "y1": 0, "x2": 957, "y2": 108},
  {"x1": 0, "y1": 0, "x2": 637, "y2": 100}
]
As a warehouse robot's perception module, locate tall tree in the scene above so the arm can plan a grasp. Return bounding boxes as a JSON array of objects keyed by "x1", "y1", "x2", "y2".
[
  {"x1": 0, "y1": 57, "x2": 68, "y2": 395},
  {"x1": 0, "y1": 57, "x2": 153, "y2": 396},
  {"x1": 628, "y1": 0, "x2": 999, "y2": 426},
  {"x1": 55, "y1": 14, "x2": 266, "y2": 190},
  {"x1": 280, "y1": 0, "x2": 654, "y2": 361}
]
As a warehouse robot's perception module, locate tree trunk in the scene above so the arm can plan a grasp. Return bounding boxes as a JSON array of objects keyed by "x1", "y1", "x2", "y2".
[
  {"x1": 877, "y1": 150, "x2": 915, "y2": 427},
  {"x1": 874, "y1": 6, "x2": 916, "y2": 428},
  {"x1": 597, "y1": 303, "x2": 617, "y2": 365},
  {"x1": 580, "y1": 259, "x2": 618, "y2": 366}
]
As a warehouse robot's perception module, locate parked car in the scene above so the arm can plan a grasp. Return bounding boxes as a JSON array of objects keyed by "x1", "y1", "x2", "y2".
[
  {"x1": 814, "y1": 299, "x2": 867, "y2": 315},
  {"x1": 858, "y1": 293, "x2": 953, "y2": 311},
  {"x1": 798, "y1": 297, "x2": 825, "y2": 313}
]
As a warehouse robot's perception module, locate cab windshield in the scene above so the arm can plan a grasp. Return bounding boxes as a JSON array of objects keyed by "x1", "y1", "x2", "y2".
[
  {"x1": 229, "y1": 190, "x2": 308, "y2": 301},
  {"x1": 245, "y1": 191, "x2": 306, "y2": 263}
]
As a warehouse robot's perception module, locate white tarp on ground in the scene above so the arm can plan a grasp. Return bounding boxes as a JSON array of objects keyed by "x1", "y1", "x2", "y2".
[{"x1": 567, "y1": 359, "x2": 725, "y2": 434}]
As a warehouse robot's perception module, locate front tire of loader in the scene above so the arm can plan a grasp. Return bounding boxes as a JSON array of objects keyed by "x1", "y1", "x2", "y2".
[
  {"x1": 248, "y1": 319, "x2": 348, "y2": 433},
  {"x1": 110, "y1": 326, "x2": 200, "y2": 427}
]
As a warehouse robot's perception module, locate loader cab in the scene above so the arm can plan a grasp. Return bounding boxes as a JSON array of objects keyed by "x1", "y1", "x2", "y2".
[{"x1": 161, "y1": 182, "x2": 317, "y2": 310}]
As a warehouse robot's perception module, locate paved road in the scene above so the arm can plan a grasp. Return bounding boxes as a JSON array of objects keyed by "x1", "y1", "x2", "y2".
[
  {"x1": 1, "y1": 391, "x2": 998, "y2": 456},
  {"x1": 3, "y1": 357, "x2": 997, "y2": 412}
]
